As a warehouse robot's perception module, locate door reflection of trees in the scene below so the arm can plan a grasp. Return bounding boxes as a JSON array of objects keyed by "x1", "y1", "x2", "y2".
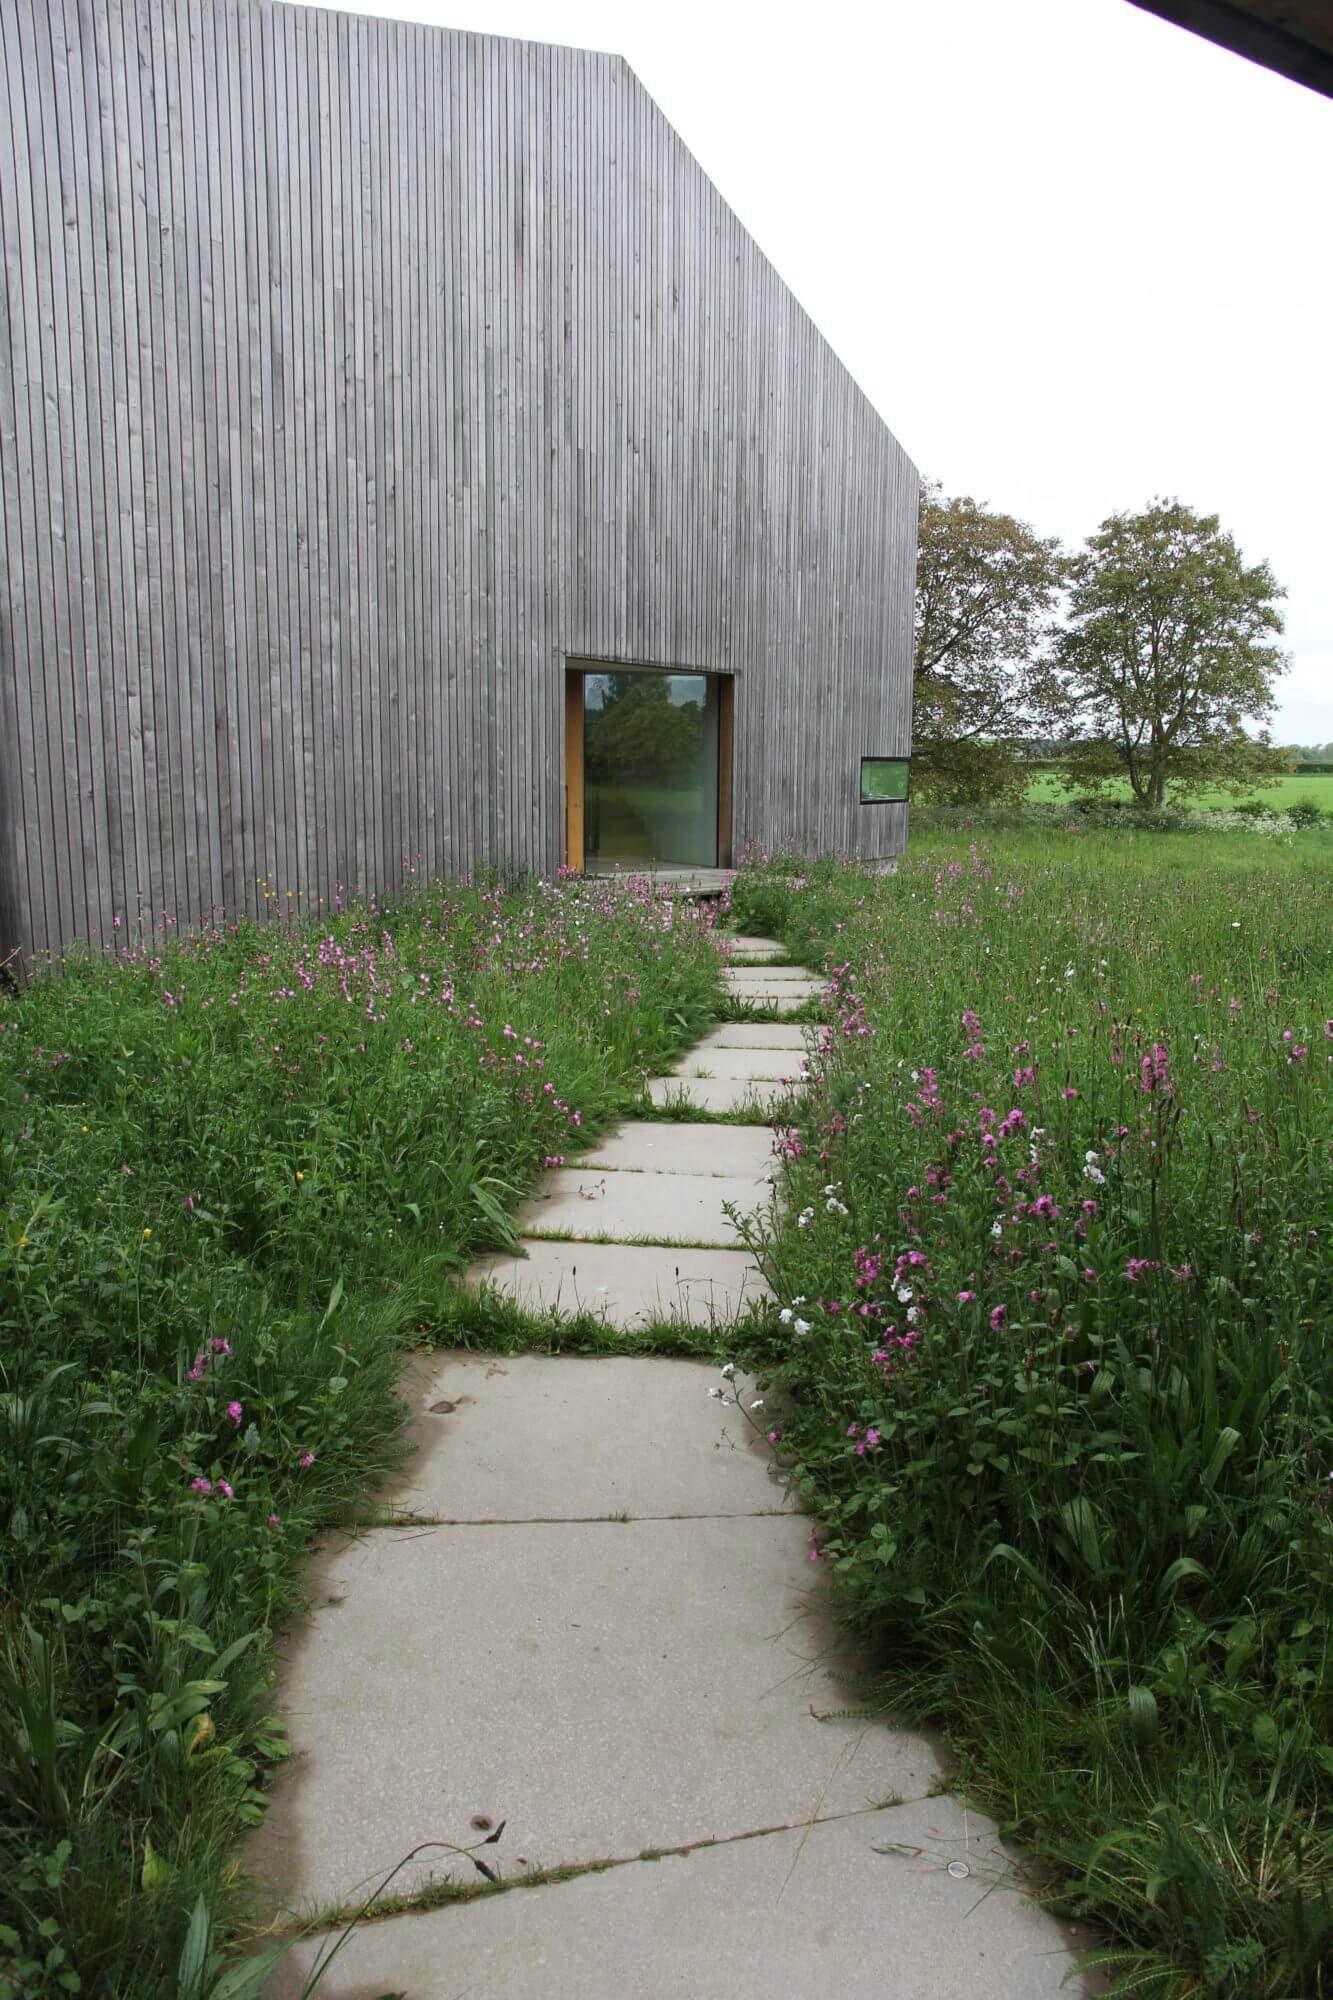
[{"x1": 583, "y1": 671, "x2": 718, "y2": 868}]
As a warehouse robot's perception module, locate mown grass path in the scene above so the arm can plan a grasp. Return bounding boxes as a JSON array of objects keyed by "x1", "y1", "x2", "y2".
[{"x1": 256, "y1": 935, "x2": 1097, "y2": 1999}]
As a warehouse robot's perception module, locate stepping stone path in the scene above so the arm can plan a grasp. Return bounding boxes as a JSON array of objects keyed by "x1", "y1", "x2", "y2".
[{"x1": 256, "y1": 935, "x2": 1097, "y2": 1997}]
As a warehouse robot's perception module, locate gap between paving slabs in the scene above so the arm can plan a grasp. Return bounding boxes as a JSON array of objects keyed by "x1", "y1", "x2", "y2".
[{"x1": 249, "y1": 935, "x2": 1101, "y2": 1996}]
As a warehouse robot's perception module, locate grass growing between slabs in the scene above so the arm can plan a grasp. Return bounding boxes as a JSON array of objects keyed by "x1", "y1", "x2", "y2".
[
  {"x1": 730, "y1": 831, "x2": 1332, "y2": 1999},
  {"x1": 0, "y1": 875, "x2": 723, "y2": 1997}
]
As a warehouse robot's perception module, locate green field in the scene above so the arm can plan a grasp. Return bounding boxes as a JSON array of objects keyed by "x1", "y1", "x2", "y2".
[{"x1": 1022, "y1": 766, "x2": 1333, "y2": 812}]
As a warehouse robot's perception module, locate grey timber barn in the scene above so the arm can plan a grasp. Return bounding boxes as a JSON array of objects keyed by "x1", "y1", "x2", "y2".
[{"x1": 0, "y1": 0, "x2": 917, "y2": 964}]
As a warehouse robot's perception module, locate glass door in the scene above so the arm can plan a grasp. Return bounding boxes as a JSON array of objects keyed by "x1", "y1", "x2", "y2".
[{"x1": 581, "y1": 669, "x2": 720, "y2": 869}]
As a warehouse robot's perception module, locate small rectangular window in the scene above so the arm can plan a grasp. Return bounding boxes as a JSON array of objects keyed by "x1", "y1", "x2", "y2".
[{"x1": 859, "y1": 757, "x2": 911, "y2": 804}]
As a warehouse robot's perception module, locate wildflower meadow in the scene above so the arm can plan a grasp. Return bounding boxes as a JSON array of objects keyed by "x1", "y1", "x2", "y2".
[
  {"x1": 732, "y1": 829, "x2": 1332, "y2": 1998},
  {"x1": 2, "y1": 825, "x2": 1329, "y2": 1999},
  {"x1": 0, "y1": 875, "x2": 721, "y2": 1994}
]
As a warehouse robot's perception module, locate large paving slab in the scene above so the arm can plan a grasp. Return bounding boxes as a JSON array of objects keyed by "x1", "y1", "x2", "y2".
[
  {"x1": 469, "y1": 1238, "x2": 772, "y2": 1327},
  {"x1": 723, "y1": 963, "x2": 822, "y2": 985},
  {"x1": 249, "y1": 1513, "x2": 940, "y2": 1912},
  {"x1": 672, "y1": 1046, "x2": 808, "y2": 1083},
  {"x1": 724, "y1": 990, "x2": 823, "y2": 1015},
  {"x1": 516, "y1": 1165, "x2": 772, "y2": 1247},
  {"x1": 694, "y1": 1022, "x2": 812, "y2": 1050},
  {"x1": 572, "y1": 1120, "x2": 778, "y2": 1178},
  {"x1": 723, "y1": 937, "x2": 788, "y2": 962},
  {"x1": 647, "y1": 1075, "x2": 792, "y2": 1114},
  {"x1": 267, "y1": 1792, "x2": 1099, "y2": 1999},
  {"x1": 388, "y1": 1353, "x2": 791, "y2": 1520}
]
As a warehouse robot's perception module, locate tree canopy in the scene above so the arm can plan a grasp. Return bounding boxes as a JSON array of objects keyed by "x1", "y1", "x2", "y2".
[
  {"x1": 912, "y1": 482, "x2": 1065, "y2": 801},
  {"x1": 1058, "y1": 500, "x2": 1288, "y2": 808},
  {"x1": 584, "y1": 673, "x2": 706, "y2": 788}
]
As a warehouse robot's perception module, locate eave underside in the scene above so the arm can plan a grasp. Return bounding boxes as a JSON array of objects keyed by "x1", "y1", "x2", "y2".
[{"x1": 1128, "y1": 0, "x2": 1333, "y2": 96}]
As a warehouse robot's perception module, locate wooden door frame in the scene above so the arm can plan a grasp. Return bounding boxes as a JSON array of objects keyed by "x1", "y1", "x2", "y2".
[
  {"x1": 716, "y1": 673, "x2": 734, "y2": 867},
  {"x1": 564, "y1": 668, "x2": 584, "y2": 873},
  {"x1": 563, "y1": 664, "x2": 734, "y2": 873}
]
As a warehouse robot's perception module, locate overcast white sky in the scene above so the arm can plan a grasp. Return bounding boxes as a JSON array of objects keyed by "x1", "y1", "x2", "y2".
[{"x1": 298, "y1": 0, "x2": 1332, "y2": 742}]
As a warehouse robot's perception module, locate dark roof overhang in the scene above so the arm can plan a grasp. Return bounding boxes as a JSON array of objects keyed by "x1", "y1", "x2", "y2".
[{"x1": 1128, "y1": 1, "x2": 1333, "y2": 97}]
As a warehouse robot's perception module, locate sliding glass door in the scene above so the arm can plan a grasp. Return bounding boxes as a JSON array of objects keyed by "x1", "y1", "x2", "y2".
[{"x1": 581, "y1": 669, "x2": 720, "y2": 869}]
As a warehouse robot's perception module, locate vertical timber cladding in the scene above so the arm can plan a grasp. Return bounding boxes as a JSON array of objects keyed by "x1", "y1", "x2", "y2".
[{"x1": 0, "y1": 0, "x2": 916, "y2": 960}]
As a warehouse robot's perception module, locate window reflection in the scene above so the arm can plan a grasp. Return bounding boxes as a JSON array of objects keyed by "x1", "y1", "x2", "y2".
[{"x1": 583, "y1": 670, "x2": 719, "y2": 868}]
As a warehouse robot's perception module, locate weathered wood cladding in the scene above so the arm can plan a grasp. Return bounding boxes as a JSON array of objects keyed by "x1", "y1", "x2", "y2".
[{"x1": 0, "y1": 0, "x2": 916, "y2": 958}]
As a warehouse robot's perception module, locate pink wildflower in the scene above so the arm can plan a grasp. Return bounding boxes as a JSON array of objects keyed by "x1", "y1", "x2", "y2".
[
  {"x1": 298, "y1": 1450, "x2": 315, "y2": 1469},
  {"x1": 226, "y1": 1400, "x2": 244, "y2": 1428},
  {"x1": 989, "y1": 1305, "x2": 1006, "y2": 1331},
  {"x1": 190, "y1": 1476, "x2": 212, "y2": 1495}
]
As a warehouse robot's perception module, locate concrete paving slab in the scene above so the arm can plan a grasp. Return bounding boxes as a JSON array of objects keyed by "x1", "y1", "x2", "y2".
[
  {"x1": 723, "y1": 963, "x2": 820, "y2": 984},
  {"x1": 586, "y1": 865, "x2": 735, "y2": 896},
  {"x1": 647, "y1": 1075, "x2": 792, "y2": 1113},
  {"x1": 387, "y1": 1352, "x2": 791, "y2": 1520},
  {"x1": 248, "y1": 1514, "x2": 940, "y2": 1913},
  {"x1": 267, "y1": 1793, "x2": 1099, "y2": 1999},
  {"x1": 672, "y1": 1047, "x2": 808, "y2": 1083},
  {"x1": 515, "y1": 1166, "x2": 772, "y2": 1247},
  {"x1": 572, "y1": 1121, "x2": 778, "y2": 1178},
  {"x1": 724, "y1": 991, "x2": 823, "y2": 1016},
  {"x1": 694, "y1": 1022, "x2": 811, "y2": 1050},
  {"x1": 467, "y1": 1238, "x2": 772, "y2": 1327},
  {"x1": 722, "y1": 934, "x2": 788, "y2": 956}
]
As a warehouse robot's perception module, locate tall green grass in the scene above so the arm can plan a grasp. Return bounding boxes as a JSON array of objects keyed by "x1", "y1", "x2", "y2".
[
  {"x1": 731, "y1": 832, "x2": 1332, "y2": 1998},
  {"x1": 0, "y1": 876, "x2": 722, "y2": 1996}
]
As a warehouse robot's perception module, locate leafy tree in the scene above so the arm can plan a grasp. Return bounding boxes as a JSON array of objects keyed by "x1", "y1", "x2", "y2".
[
  {"x1": 912, "y1": 481, "x2": 1065, "y2": 802},
  {"x1": 584, "y1": 673, "x2": 705, "y2": 787},
  {"x1": 1058, "y1": 500, "x2": 1288, "y2": 809}
]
